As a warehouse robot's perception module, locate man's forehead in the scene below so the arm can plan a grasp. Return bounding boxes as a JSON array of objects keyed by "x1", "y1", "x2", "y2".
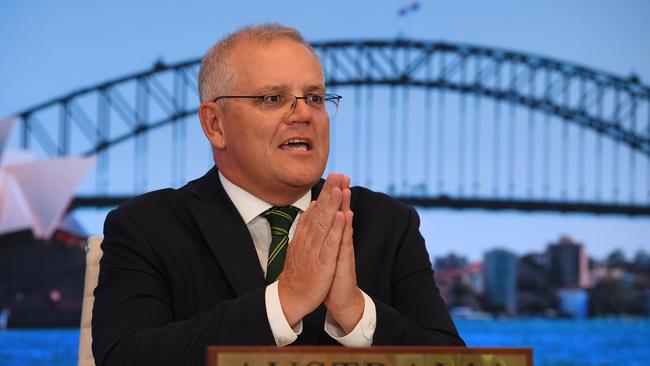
[
  {"x1": 233, "y1": 36, "x2": 308, "y2": 52},
  {"x1": 228, "y1": 38, "x2": 324, "y2": 90},
  {"x1": 230, "y1": 38, "x2": 318, "y2": 66},
  {"x1": 248, "y1": 83, "x2": 326, "y2": 94}
]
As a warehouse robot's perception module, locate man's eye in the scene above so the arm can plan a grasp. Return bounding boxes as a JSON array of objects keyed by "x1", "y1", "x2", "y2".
[
  {"x1": 307, "y1": 94, "x2": 324, "y2": 104},
  {"x1": 263, "y1": 95, "x2": 283, "y2": 104}
]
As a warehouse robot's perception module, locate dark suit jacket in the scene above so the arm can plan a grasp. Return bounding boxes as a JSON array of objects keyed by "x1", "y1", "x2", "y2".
[{"x1": 92, "y1": 167, "x2": 464, "y2": 365}]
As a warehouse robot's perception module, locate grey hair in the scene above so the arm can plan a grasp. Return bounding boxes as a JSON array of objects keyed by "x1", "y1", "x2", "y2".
[{"x1": 198, "y1": 23, "x2": 322, "y2": 102}]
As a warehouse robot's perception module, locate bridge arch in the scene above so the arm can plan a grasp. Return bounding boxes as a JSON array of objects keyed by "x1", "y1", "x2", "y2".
[{"x1": 9, "y1": 40, "x2": 650, "y2": 215}]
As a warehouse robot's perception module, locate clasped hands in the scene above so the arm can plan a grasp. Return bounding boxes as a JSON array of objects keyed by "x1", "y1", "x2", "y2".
[{"x1": 278, "y1": 173, "x2": 364, "y2": 334}]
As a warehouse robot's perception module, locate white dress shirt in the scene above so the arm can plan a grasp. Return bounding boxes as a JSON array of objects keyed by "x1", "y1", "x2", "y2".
[{"x1": 218, "y1": 172, "x2": 376, "y2": 347}]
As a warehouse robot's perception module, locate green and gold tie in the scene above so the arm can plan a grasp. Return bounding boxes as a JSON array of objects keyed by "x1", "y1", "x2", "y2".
[{"x1": 262, "y1": 206, "x2": 299, "y2": 284}]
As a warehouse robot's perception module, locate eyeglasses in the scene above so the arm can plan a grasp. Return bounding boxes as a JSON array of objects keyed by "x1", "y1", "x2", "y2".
[{"x1": 213, "y1": 93, "x2": 342, "y2": 118}]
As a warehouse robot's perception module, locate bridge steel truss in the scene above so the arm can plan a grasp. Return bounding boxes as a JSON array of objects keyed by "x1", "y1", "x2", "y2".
[{"x1": 9, "y1": 40, "x2": 650, "y2": 215}]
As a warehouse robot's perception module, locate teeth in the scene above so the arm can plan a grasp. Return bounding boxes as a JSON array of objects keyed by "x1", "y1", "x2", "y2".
[
  {"x1": 287, "y1": 144, "x2": 308, "y2": 151},
  {"x1": 284, "y1": 139, "x2": 308, "y2": 145},
  {"x1": 281, "y1": 139, "x2": 310, "y2": 151}
]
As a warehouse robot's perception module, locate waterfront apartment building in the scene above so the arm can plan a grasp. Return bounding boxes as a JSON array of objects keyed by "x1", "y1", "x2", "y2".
[
  {"x1": 548, "y1": 236, "x2": 590, "y2": 289},
  {"x1": 484, "y1": 248, "x2": 518, "y2": 315}
]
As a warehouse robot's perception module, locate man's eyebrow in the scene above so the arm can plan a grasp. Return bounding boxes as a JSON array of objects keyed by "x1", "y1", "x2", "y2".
[
  {"x1": 304, "y1": 85, "x2": 326, "y2": 93},
  {"x1": 249, "y1": 85, "x2": 289, "y2": 94}
]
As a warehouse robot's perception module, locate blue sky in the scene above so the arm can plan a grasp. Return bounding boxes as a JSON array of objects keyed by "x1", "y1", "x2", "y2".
[{"x1": 2, "y1": 0, "x2": 649, "y2": 261}]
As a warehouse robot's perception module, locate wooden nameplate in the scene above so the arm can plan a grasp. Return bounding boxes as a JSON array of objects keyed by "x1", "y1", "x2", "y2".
[{"x1": 207, "y1": 346, "x2": 533, "y2": 366}]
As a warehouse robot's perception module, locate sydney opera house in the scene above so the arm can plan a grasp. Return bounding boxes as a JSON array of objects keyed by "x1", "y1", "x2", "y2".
[{"x1": 0, "y1": 118, "x2": 94, "y2": 328}]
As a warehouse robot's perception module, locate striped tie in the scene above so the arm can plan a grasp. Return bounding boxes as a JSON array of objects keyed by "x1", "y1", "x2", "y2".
[{"x1": 262, "y1": 206, "x2": 299, "y2": 284}]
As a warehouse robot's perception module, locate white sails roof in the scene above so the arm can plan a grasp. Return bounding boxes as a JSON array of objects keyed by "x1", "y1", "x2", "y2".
[
  {"x1": 0, "y1": 117, "x2": 16, "y2": 162},
  {"x1": 0, "y1": 117, "x2": 95, "y2": 239}
]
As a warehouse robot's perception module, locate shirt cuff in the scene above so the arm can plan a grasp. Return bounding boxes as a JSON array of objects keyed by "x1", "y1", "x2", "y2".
[
  {"x1": 324, "y1": 290, "x2": 376, "y2": 347},
  {"x1": 265, "y1": 281, "x2": 303, "y2": 347}
]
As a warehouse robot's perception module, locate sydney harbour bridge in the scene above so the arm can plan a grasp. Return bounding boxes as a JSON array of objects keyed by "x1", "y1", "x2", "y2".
[{"x1": 10, "y1": 39, "x2": 650, "y2": 216}]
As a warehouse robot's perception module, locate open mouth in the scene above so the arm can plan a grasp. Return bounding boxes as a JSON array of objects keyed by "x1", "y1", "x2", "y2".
[{"x1": 279, "y1": 138, "x2": 311, "y2": 151}]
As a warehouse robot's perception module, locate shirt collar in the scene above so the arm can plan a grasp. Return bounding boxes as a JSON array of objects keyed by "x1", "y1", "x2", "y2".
[{"x1": 218, "y1": 171, "x2": 311, "y2": 224}]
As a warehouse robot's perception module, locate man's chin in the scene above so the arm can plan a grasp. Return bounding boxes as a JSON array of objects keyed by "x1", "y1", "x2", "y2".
[{"x1": 281, "y1": 170, "x2": 324, "y2": 190}]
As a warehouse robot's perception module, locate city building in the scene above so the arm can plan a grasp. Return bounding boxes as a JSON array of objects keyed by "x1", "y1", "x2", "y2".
[
  {"x1": 483, "y1": 248, "x2": 518, "y2": 315},
  {"x1": 547, "y1": 235, "x2": 590, "y2": 289},
  {"x1": 433, "y1": 254, "x2": 483, "y2": 310},
  {"x1": 466, "y1": 262, "x2": 484, "y2": 295},
  {"x1": 434, "y1": 253, "x2": 468, "y2": 271},
  {"x1": 517, "y1": 252, "x2": 556, "y2": 315},
  {"x1": 434, "y1": 267, "x2": 465, "y2": 306}
]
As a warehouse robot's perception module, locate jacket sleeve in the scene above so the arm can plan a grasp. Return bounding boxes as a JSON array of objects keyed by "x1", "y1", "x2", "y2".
[
  {"x1": 371, "y1": 207, "x2": 465, "y2": 346},
  {"x1": 91, "y1": 208, "x2": 275, "y2": 366}
]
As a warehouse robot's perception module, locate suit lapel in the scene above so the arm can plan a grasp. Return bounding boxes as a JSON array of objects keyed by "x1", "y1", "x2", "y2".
[
  {"x1": 311, "y1": 179, "x2": 324, "y2": 201},
  {"x1": 185, "y1": 167, "x2": 266, "y2": 297}
]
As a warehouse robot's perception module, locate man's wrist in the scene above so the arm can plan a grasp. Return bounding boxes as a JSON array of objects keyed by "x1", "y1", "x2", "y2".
[
  {"x1": 277, "y1": 278, "x2": 309, "y2": 327},
  {"x1": 329, "y1": 289, "x2": 365, "y2": 334},
  {"x1": 325, "y1": 290, "x2": 376, "y2": 347},
  {"x1": 265, "y1": 281, "x2": 302, "y2": 346}
]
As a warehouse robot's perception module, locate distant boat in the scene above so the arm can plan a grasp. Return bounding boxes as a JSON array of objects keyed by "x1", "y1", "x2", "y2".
[
  {"x1": 450, "y1": 306, "x2": 493, "y2": 320},
  {"x1": 0, "y1": 308, "x2": 10, "y2": 329}
]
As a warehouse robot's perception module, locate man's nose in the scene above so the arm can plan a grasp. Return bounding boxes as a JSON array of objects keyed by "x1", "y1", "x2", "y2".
[{"x1": 287, "y1": 97, "x2": 312, "y2": 122}]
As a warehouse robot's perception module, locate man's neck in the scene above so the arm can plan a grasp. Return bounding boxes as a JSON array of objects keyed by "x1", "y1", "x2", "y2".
[{"x1": 218, "y1": 169, "x2": 311, "y2": 207}]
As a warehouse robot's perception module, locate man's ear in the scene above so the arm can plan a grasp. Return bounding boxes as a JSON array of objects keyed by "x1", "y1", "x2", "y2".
[{"x1": 198, "y1": 101, "x2": 226, "y2": 149}]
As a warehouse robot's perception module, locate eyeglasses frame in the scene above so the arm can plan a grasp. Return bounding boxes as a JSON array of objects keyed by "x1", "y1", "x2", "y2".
[{"x1": 212, "y1": 93, "x2": 342, "y2": 116}]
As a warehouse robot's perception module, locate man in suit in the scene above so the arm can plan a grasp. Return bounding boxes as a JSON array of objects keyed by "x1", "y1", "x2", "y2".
[{"x1": 92, "y1": 23, "x2": 464, "y2": 366}]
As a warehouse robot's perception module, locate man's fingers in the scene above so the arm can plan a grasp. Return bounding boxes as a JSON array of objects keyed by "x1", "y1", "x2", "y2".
[
  {"x1": 298, "y1": 201, "x2": 316, "y2": 226},
  {"x1": 342, "y1": 175, "x2": 350, "y2": 190},
  {"x1": 341, "y1": 187, "x2": 351, "y2": 213},
  {"x1": 310, "y1": 175, "x2": 342, "y2": 240},
  {"x1": 317, "y1": 174, "x2": 343, "y2": 212},
  {"x1": 319, "y1": 173, "x2": 340, "y2": 200},
  {"x1": 316, "y1": 185, "x2": 341, "y2": 224},
  {"x1": 290, "y1": 201, "x2": 316, "y2": 247},
  {"x1": 339, "y1": 210, "x2": 355, "y2": 265},
  {"x1": 336, "y1": 174, "x2": 351, "y2": 212},
  {"x1": 343, "y1": 210, "x2": 353, "y2": 245},
  {"x1": 294, "y1": 188, "x2": 341, "y2": 251},
  {"x1": 320, "y1": 211, "x2": 345, "y2": 264},
  {"x1": 312, "y1": 173, "x2": 337, "y2": 210},
  {"x1": 293, "y1": 173, "x2": 350, "y2": 251}
]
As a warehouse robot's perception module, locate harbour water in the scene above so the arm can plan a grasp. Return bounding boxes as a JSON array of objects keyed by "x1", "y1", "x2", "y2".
[
  {"x1": 457, "y1": 318, "x2": 650, "y2": 365},
  {"x1": 0, "y1": 319, "x2": 648, "y2": 365}
]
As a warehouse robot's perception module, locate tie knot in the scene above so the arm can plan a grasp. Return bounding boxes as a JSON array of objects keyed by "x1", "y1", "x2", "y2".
[{"x1": 262, "y1": 206, "x2": 299, "y2": 236}]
